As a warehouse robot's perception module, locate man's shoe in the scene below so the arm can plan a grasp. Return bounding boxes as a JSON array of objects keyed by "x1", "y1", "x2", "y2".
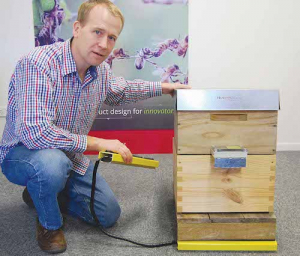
[
  {"x1": 22, "y1": 187, "x2": 35, "y2": 208},
  {"x1": 36, "y1": 219, "x2": 67, "y2": 254},
  {"x1": 22, "y1": 187, "x2": 68, "y2": 214}
]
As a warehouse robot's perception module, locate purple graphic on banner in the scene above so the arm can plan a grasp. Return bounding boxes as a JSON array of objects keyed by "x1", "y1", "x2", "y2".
[
  {"x1": 105, "y1": 36, "x2": 188, "y2": 84},
  {"x1": 105, "y1": 48, "x2": 130, "y2": 67},
  {"x1": 33, "y1": 0, "x2": 65, "y2": 46}
]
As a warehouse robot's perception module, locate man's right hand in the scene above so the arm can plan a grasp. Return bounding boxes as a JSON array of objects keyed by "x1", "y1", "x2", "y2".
[{"x1": 86, "y1": 136, "x2": 133, "y2": 164}]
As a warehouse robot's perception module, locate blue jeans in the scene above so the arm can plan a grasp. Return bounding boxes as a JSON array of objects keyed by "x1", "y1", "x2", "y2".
[{"x1": 1, "y1": 144, "x2": 121, "y2": 230}]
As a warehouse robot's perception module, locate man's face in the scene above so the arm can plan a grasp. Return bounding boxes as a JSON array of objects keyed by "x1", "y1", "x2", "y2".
[{"x1": 73, "y1": 5, "x2": 122, "y2": 68}]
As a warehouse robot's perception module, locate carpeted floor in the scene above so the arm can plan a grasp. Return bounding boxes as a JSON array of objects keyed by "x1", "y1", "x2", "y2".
[{"x1": 0, "y1": 152, "x2": 299, "y2": 256}]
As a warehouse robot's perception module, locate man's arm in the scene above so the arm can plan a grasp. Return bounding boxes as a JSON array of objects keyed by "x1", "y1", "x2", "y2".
[
  {"x1": 103, "y1": 64, "x2": 162, "y2": 106},
  {"x1": 86, "y1": 136, "x2": 132, "y2": 163},
  {"x1": 103, "y1": 64, "x2": 191, "y2": 106}
]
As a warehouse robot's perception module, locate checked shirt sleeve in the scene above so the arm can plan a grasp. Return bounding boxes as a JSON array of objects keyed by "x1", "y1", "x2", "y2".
[
  {"x1": 14, "y1": 58, "x2": 87, "y2": 152},
  {"x1": 104, "y1": 64, "x2": 162, "y2": 106}
]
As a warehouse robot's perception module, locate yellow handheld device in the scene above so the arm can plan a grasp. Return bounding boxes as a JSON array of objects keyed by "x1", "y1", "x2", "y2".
[{"x1": 98, "y1": 151, "x2": 159, "y2": 169}]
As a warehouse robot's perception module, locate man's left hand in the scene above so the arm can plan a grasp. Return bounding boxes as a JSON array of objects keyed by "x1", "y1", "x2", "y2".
[{"x1": 161, "y1": 83, "x2": 191, "y2": 97}]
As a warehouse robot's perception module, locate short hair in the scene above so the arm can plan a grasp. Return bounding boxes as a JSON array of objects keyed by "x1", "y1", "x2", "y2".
[{"x1": 77, "y1": 0, "x2": 124, "y2": 31}]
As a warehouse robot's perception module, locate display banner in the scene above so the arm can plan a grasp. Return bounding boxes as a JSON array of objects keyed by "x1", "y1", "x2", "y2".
[{"x1": 32, "y1": 0, "x2": 188, "y2": 153}]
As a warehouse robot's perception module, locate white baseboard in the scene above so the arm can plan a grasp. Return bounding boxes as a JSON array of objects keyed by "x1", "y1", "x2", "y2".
[{"x1": 277, "y1": 143, "x2": 300, "y2": 151}]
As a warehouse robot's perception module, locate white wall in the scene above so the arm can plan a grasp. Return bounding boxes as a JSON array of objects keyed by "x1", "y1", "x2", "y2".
[
  {"x1": 1, "y1": 0, "x2": 300, "y2": 150},
  {"x1": 189, "y1": 0, "x2": 300, "y2": 151},
  {"x1": 0, "y1": 0, "x2": 35, "y2": 134}
]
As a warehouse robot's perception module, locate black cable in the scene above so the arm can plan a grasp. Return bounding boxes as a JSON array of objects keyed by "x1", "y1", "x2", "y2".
[{"x1": 90, "y1": 159, "x2": 177, "y2": 248}]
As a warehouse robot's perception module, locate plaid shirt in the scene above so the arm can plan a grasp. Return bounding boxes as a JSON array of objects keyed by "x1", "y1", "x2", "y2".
[{"x1": 0, "y1": 39, "x2": 162, "y2": 175}]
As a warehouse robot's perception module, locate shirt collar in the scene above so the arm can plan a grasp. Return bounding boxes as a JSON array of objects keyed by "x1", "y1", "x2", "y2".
[
  {"x1": 61, "y1": 38, "x2": 77, "y2": 76},
  {"x1": 89, "y1": 66, "x2": 98, "y2": 79},
  {"x1": 61, "y1": 38, "x2": 98, "y2": 79}
]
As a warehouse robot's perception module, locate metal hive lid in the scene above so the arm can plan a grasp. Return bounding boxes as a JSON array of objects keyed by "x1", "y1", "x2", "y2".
[{"x1": 176, "y1": 89, "x2": 280, "y2": 111}]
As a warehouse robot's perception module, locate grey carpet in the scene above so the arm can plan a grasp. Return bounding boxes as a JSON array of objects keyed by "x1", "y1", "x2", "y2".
[{"x1": 0, "y1": 152, "x2": 299, "y2": 256}]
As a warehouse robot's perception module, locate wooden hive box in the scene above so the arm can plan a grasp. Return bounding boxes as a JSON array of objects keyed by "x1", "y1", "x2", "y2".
[
  {"x1": 177, "y1": 212, "x2": 277, "y2": 241},
  {"x1": 174, "y1": 89, "x2": 280, "y2": 213}
]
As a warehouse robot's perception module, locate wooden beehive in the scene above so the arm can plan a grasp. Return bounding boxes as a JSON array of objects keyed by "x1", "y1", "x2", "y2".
[{"x1": 174, "y1": 89, "x2": 280, "y2": 214}]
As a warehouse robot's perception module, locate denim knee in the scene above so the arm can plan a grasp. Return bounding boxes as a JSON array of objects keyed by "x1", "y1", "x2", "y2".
[
  {"x1": 29, "y1": 149, "x2": 72, "y2": 193},
  {"x1": 101, "y1": 196, "x2": 121, "y2": 228}
]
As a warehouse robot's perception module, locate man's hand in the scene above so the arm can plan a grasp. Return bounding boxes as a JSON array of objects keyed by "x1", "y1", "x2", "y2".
[
  {"x1": 161, "y1": 83, "x2": 191, "y2": 97},
  {"x1": 87, "y1": 136, "x2": 132, "y2": 164}
]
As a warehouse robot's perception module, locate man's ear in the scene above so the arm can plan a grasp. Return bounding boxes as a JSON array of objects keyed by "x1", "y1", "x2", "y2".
[{"x1": 73, "y1": 21, "x2": 81, "y2": 38}]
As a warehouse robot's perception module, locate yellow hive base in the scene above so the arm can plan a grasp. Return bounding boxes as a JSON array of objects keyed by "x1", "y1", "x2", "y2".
[{"x1": 178, "y1": 241, "x2": 278, "y2": 251}]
